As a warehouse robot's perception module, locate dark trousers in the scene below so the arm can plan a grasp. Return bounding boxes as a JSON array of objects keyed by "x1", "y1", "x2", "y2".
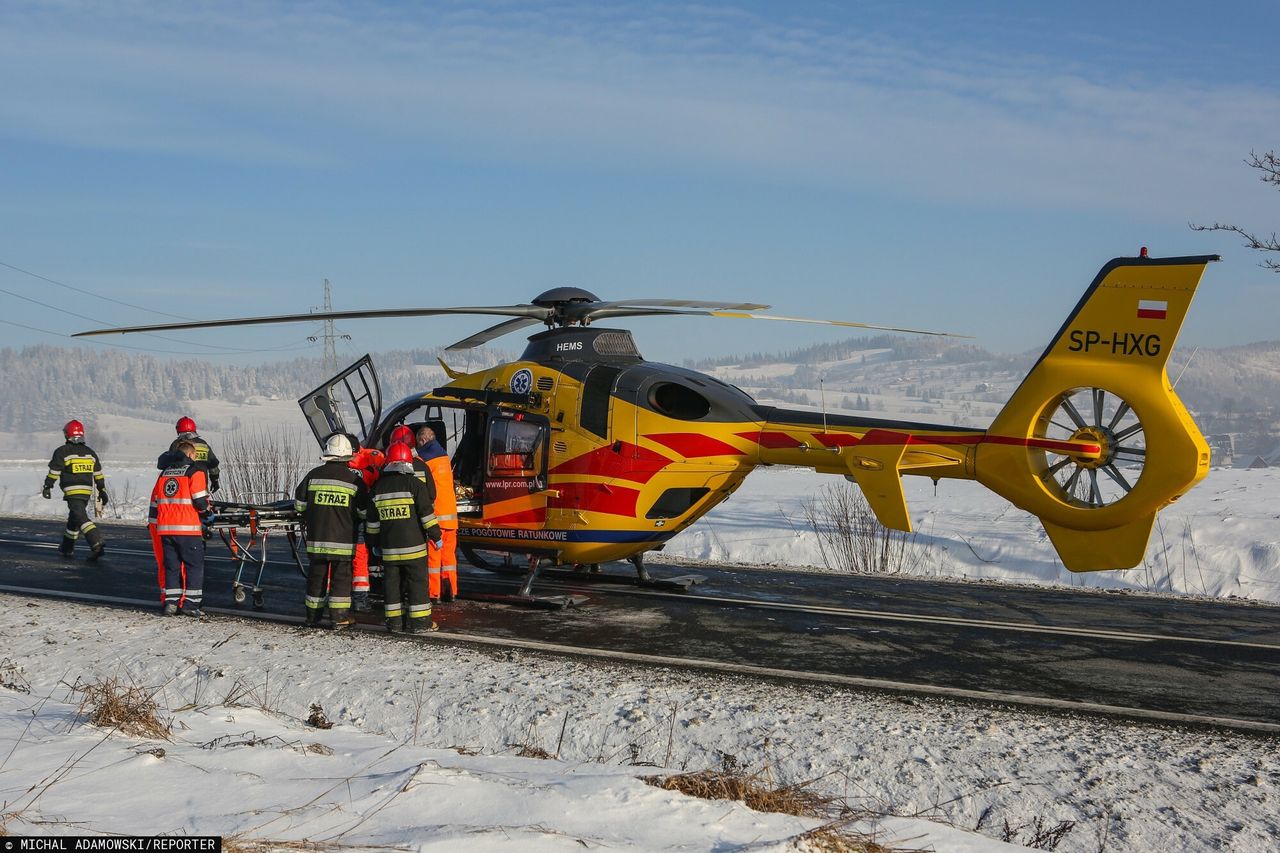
[
  {"x1": 61, "y1": 498, "x2": 103, "y2": 553},
  {"x1": 161, "y1": 535, "x2": 205, "y2": 608},
  {"x1": 306, "y1": 557, "x2": 353, "y2": 614},
  {"x1": 383, "y1": 557, "x2": 431, "y2": 629}
]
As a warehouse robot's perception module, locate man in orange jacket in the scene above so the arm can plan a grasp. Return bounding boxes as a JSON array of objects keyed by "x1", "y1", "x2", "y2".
[
  {"x1": 415, "y1": 425, "x2": 458, "y2": 602},
  {"x1": 148, "y1": 441, "x2": 214, "y2": 617}
]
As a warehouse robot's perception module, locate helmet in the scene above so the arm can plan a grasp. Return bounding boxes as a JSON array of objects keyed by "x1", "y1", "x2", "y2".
[
  {"x1": 176, "y1": 416, "x2": 197, "y2": 435},
  {"x1": 322, "y1": 433, "x2": 354, "y2": 460},
  {"x1": 387, "y1": 441, "x2": 413, "y2": 464},
  {"x1": 389, "y1": 425, "x2": 414, "y2": 447},
  {"x1": 63, "y1": 420, "x2": 85, "y2": 440}
]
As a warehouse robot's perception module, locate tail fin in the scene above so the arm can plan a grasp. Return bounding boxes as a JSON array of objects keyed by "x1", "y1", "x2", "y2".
[{"x1": 976, "y1": 254, "x2": 1218, "y2": 571}]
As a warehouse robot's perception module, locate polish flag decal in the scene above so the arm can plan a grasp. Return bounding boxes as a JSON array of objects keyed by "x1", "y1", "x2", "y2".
[{"x1": 1137, "y1": 299, "x2": 1168, "y2": 320}]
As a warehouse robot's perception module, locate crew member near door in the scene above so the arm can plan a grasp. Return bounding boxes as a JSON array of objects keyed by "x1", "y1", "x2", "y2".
[
  {"x1": 295, "y1": 433, "x2": 369, "y2": 628},
  {"x1": 148, "y1": 440, "x2": 213, "y2": 616},
  {"x1": 416, "y1": 424, "x2": 459, "y2": 603},
  {"x1": 167, "y1": 416, "x2": 221, "y2": 493},
  {"x1": 366, "y1": 441, "x2": 441, "y2": 633},
  {"x1": 346, "y1": 433, "x2": 386, "y2": 612},
  {"x1": 42, "y1": 419, "x2": 108, "y2": 560}
]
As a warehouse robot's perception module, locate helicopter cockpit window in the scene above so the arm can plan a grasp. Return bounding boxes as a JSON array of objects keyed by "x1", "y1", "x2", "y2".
[
  {"x1": 487, "y1": 419, "x2": 547, "y2": 478},
  {"x1": 648, "y1": 382, "x2": 711, "y2": 420}
]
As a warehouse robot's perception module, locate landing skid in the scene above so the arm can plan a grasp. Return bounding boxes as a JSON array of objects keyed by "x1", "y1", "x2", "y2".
[{"x1": 461, "y1": 547, "x2": 704, "y2": 593}]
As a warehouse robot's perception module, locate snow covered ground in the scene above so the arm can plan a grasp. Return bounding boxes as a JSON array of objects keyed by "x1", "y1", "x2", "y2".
[{"x1": 2, "y1": 595, "x2": 1277, "y2": 851}]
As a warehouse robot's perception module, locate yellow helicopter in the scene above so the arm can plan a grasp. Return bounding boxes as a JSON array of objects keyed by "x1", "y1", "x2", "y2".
[{"x1": 77, "y1": 252, "x2": 1217, "y2": 599}]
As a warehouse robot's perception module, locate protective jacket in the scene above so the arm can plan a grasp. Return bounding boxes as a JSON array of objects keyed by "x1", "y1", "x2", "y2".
[
  {"x1": 295, "y1": 461, "x2": 368, "y2": 558},
  {"x1": 45, "y1": 442, "x2": 105, "y2": 501},
  {"x1": 164, "y1": 436, "x2": 221, "y2": 491},
  {"x1": 148, "y1": 460, "x2": 212, "y2": 536},
  {"x1": 365, "y1": 464, "x2": 440, "y2": 562},
  {"x1": 418, "y1": 440, "x2": 458, "y2": 529}
]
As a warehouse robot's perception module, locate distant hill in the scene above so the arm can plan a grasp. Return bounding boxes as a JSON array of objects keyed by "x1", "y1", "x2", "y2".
[
  {"x1": 0, "y1": 345, "x2": 507, "y2": 432},
  {"x1": 4, "y1": 336, "x2": 1277, "y2": 458}
]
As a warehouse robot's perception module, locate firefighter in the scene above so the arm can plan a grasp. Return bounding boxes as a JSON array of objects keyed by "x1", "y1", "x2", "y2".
[
  {"x1": 416, "y1": 424, "x2": 459, "y2": 602},
  {"x1": 295, "y1": 433, "x2": 368, "y2": 629},
  {"x1": 42, "y1": 420, "x2": 108, "y2": 560},
  {"x1": 345, "y1": 433, "x2": 385, "y2": 612},
  {"x1": 366, "y1": 441, "x2": 441, "y2": 633},
  {"x1": 166, "y1": 416, "x2": 221, "y2": 493},
  {"x1": 148, "y1": 441, "x2": 213, "y2": 616}
]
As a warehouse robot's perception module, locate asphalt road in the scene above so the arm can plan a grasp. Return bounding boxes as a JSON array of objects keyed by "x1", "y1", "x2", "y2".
[{"x1": 2, "y1": 515, "x2": 1278, "y2": 729}]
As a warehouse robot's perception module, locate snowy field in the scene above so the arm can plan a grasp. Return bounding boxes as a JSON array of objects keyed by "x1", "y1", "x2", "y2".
[{"x1": 1, "y1": 595, "x2": 1277, "y2": 851}]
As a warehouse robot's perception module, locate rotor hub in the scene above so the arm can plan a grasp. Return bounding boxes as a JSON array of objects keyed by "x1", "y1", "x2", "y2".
[{"x1": 1068, "y1": 425, "x2": 1113, "y2": 470}]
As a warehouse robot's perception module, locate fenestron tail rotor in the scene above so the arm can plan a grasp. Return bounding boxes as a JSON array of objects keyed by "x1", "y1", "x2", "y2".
[{"x1": 1037, "y1": 387, "x2": 1147, "y2": 508}]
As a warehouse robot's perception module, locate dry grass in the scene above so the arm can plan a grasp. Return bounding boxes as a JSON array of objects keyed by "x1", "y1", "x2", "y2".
[
  {"x1": 75, "y1": 676, "x2": 171, "y2": 741},
  {"x1": 306, "y1": 703, "x2": 333, "y2": 730},
  {"x1": 644, "y1": 758, "x2": 905, "y2": 853},
  {"x1": 513, "y1": 744, "x2": 554, "y2": 760},
  {"x1": 799, "y1": 483, "x2": 925, "y2": 574}
]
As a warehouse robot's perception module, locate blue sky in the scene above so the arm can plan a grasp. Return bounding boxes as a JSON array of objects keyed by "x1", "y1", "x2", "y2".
[{"x1": 0, "y1": 0, "x2": 1276, "y2": 364}]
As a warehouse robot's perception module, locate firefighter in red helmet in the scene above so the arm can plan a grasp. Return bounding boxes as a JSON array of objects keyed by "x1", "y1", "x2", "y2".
[
  {"x1": 162, "y1": 416, "x2": 221, "y2": 493},
  {"x1": 367, "y1": 440, "x2": 440, "y2": 632},
  {"x1": 42, "y1": 420, "x2": 108, "y2": 560}
]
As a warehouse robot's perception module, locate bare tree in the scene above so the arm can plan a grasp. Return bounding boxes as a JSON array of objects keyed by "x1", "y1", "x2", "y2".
[{"x1": 1191, "y1": 149, "x2": 1280, "y2": 272}]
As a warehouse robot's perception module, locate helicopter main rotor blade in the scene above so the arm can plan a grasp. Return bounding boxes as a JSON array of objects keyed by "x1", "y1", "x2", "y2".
[
  {"x1": 583, "y1": 306, "x2": 968, "y2": 337},
  {"x1": 589, "y1": 299, "x2": 771, "y2": 312},
  {"x1": 445, "y1": 317, "x2": 544, "y2": 350},
  {"x1": 73, "y1": 305, "x2": 551, "y2": 338}
]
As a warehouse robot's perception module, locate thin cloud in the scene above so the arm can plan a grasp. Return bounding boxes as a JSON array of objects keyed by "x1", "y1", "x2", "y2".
[{"x1": 0, "y1": 1, "x2": 1275, "y2": 218}]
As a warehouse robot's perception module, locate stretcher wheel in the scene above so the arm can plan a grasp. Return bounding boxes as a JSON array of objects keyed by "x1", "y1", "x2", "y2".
[
  {"x1": 233, "y1": 586, "x2": 247, "y2": 604},
  {"x1": 252, "y1": 590, "x2": 265, "y2": 610}
]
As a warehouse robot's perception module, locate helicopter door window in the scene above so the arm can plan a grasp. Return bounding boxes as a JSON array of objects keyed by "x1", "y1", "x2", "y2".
[
  {"x1": 580, "y1": 365, "x2": 622, "y2": 438},
  {"x1": 487, "y1": 419, "x2": 546, "y2": 479}
]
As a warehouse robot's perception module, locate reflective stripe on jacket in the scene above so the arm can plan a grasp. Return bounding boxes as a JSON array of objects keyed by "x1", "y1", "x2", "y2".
[
  {"x1": 46, "y1": 442, "x2": 105, "y2": 500},
  {"x1": 295, "y1": 460, "x2": 369, "y2": 557},
  {"x1": 148, "y1": 462, "x2": 211, "y2": 536},
  {"x1": 365, "y1": 468, "x2": 439, "y2": 563}
]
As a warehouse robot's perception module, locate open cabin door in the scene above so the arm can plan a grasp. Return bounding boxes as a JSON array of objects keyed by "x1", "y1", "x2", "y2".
[{"x1": 297, "y1": 355, "x2": 382, "y2": 448}]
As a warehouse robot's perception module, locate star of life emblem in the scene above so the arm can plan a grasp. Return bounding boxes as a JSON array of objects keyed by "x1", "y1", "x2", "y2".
[{"x1": 510, "y1": 368, "x2": 533, "y2": 395}]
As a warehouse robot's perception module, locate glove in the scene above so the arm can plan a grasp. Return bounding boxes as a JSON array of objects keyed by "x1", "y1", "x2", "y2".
[
  {"x1": 98, "y1": 491, "x2": 109, "y2": 506},
  {"x1": 201, "y1": 525, "x2": 212, "y2": 540},
  {"x1": 41, "y1": 484, "x2": 51, "y2": 500},
  {"x1": 428, "y1": 531, "x2": 442, "y2": 549}
]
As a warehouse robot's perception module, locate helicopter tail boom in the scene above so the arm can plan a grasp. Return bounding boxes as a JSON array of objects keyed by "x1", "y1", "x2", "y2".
[{"x1": 974, "y1": 253, "x2": 1218, "y2": 571}]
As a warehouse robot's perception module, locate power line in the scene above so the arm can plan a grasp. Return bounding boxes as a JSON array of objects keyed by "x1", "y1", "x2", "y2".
[
  {"x1": 0, "y1": 259, "x2": 193, "y2": 321},
  {"x1": 0, "y1": 315, "x2": 321, "y2": 357}
]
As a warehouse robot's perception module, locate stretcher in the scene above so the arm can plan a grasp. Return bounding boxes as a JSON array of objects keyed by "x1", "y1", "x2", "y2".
[{"x1": 209, "y1": 499, "x2": 307, "y2": 609}]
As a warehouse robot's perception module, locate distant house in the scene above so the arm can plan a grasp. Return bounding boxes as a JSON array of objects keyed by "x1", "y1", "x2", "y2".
[{"x1": 1247, "y1": 456, "x2": 1269, "y2": 469}]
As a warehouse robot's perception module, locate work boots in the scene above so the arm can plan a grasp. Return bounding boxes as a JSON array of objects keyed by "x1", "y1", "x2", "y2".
[
  {"x1": 331, "y1": 611, "x2": 356, "y2": 630},
  {"x1": 352, "y1": 590, "x2": 372, "y2": 612},
  {"x1": 88, "y1": 542, "x2": 105, "y2": 562},
  {"x1": 304, "y1": 608, "x2": 324, "y2": 628}
]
